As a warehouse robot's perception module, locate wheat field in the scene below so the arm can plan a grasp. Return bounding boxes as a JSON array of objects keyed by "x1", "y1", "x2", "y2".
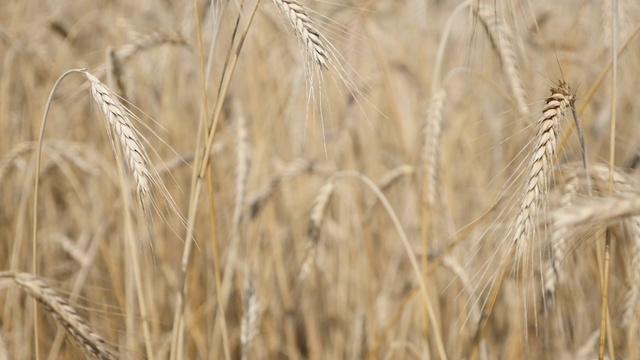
[{"x1": 2, "y1": 0, "x2": 640, "y2": 359}]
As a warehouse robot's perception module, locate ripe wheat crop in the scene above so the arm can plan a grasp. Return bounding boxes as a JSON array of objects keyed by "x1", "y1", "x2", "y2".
[{"x1": 1, "y1": 1, "x2": 640, "y2": 359}]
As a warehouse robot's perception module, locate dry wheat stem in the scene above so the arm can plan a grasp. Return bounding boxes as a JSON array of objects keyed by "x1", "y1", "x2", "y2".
[
  {"x1": 272, "y1": 0, "x2": 329, "y2": 69},
  {"x1": 0, "y1": 272, "x2": 115, "y2": 360},
  {"x1": 170, "y1": 2, "x2": 262, "y2": 358},
  {"x1": 512, "y1": 84, "x2": 572, "y2": 261}
]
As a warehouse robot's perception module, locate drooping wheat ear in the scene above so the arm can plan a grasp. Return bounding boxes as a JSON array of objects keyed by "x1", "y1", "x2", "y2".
[
  {"x1": 475, "y1": 6, "x2": 529, "y2": 117},
  {"x1": 543, "y1": 163, "x2": 640, "y2": 313},
  {"x1": 298, "y1": 179, "x2": 335, "y2": 281},
  {"x1": 240, "y1": 275, "x2": 260, "y2": 360},
  {"x1": 115, "y1": 31, "x2": 186, "y2": 64},
  {"x1": 553, "y1": 194, "x2": 640, "y2": 230},
  {"x1": 422, "y1": 87, "x2": 447, "y2": 208},
  {"x1": 0, "y1": 141, "x2": 34, "y2": 181},
  {"x1": 512, "y1": 83, "x2": 572, "y2": 261},
  {"x1": 0, "y1": 272, "x2": 115, "y2": 360},
  {"x1": 93, "y1": 31, "x2": 186, "y2": 78},
  {"x1": 247, "y1": 159, "x2": 333, "y2": 218},
  {"x1": 271, "y1": 0, "x2": 330, "y2": 69},
  {"x1": 0, "y1": 140, "x2": 102, "y2": 183},
  {"x1": 84, "y1": 71, "x2": 152, "y2": 199}
]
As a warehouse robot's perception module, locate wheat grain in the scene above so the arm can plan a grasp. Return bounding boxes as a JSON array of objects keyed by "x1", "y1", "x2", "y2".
[
  {"x1": 0, "y1": 272, "x2": 115, "y2": 360},
  {"x1": 512, "y1": 83, "x2": 572, "y2": 261},
  {"x1": 271, "y1": 0, "x2": 329, "y2": 69}
]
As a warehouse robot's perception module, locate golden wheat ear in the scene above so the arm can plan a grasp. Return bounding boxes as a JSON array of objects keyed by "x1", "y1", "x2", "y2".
[
  {"x1": 0, "y1": 272, "x2": 116, "y2": 360},
  {"x1": 85, "y1": 71, "x2": 152, "y2": 200},
  {"x1": 475, "y1": 5, "x2": 529, "y2": 117},
  {"x1": 512, "y1": 83, "x2": 573, "y2": 263},
  {"x1": 271, "y1": 0, "x2": 330, "y2": 69}
]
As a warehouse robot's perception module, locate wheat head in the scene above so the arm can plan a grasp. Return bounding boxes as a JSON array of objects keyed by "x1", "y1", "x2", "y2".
[
  {"x1": 272, "y1": 0, "x2": 329, "y2": 69},
  {"x1": 0, "y1": 271, "x2": 115, "y2": 360},
  {"x1": 512, "y1": 82, "x2": 572, "y2": 261},
  {"x1": 84, "y1": 71, "x2": 152, "y2": 200}
]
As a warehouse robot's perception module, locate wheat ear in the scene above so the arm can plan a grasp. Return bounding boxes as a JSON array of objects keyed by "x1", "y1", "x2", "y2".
[
  {"x1": 298, "y1": 179, "x2": 335, "y2": 280},
  {"x1": 476, "y1": 6, "x2": 529, "y2": 117},
  {"x1": 422, "y1": 87, "x2": 447, "y2": 208},
  {"x1": 0, "y1": 272, "x2": 115, "y2": 360},
  {"x1": 84, "y1": 71, "x2": 152, "y2": 200},
  {"x1": 271, "y1": 0, "x2": 329, "y2": 69},
  {"x1": 240, "y1": 275, "x2": 260, "y2": 360},
  {"x1": 512, "y1": 83, "x2": 572, "y2": 260}
]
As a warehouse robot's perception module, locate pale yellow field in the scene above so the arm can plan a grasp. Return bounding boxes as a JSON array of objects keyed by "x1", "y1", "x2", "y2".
[{"x1": 1, "y1": 1, "x2": 640, "y2": 359}]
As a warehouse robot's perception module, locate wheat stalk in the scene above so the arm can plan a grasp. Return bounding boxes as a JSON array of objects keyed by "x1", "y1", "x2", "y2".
[
  {"x1": 512, "y1": 83, "x2": 572, "y2": 261},
  {"x1": 271, "y1": 0, "x2": 329, "y2": 69},
  {"x1": 0, "y1": 271, "x2": 115, "y2": 360}
]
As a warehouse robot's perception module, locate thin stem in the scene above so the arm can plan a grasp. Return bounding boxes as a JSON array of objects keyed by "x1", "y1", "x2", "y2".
[
  {"x1": 33, "y1": 68, "x2": 86, "y2": 360},
  {"x1": 169, "y1": 1, "x2": 261, "y2": 358},
  {"x1": 600, "y1": 1, "x2": 618, "y2": 358}
]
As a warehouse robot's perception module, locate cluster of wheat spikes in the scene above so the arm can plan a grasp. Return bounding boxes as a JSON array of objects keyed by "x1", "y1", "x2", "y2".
[{"x1": 3, "y1": 0, "x2": 640, "y2": 359}]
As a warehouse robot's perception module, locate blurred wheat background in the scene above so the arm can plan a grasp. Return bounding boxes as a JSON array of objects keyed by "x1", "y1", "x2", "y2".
[{"x1": 1, "y1": 0, "x2": 640, "y2": 359}]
